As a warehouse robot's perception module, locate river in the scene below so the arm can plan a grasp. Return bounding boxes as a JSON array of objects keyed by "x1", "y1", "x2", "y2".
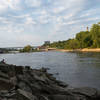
[{"x1": 0, "y1": 51, "x2": 100, "y2": 89}]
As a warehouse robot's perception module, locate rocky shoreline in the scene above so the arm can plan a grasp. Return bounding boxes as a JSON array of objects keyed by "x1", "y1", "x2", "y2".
[{"x1": 0, "y1": 63, "x2": 100, "y2": 100}]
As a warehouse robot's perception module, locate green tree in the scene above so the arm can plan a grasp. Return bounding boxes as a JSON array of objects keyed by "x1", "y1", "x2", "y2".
[
  {"x1": 49, "y1": 22, "x2": 100, "y2": 49},
  {"x1": 90, "y1": 24, "x2": 100, "y2": 48},
  {"x1": 76, "y1": 31, "x2": 92, "y2": 48},
  {"x1": 21, "y1": 45, "x2": 32, "y2": 52},
  {"x1": 64, "y1": 39, "x2": 80, "y2": 49}
]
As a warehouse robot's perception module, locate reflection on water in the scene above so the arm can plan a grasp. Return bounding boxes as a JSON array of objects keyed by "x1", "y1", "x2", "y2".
[{"x1": 0, "y1": 51, "x2": 100, "y2": 89}]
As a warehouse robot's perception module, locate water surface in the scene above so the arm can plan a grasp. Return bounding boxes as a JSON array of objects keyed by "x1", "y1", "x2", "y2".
[{"x1": 0, "y1": 51, "x2": 100, "y2": 89}]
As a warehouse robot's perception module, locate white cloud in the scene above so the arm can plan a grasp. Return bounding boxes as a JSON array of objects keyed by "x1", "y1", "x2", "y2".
[
  {"x1": 25, "y1": 16, "x2": 36, "y2": 25},
  {"x1": 39, "y1": 15, "x2": 50, "y2": 24},
  {"x1": 0, "y1": 0, "x2": 8, "y2": 12},
  {"x1": 8, "y1": 14, "x2": 30, "y2": 19},
  {"x1": 53, "y1": 6, "x2": 66, "y2": 14},
  {"x1": 86, "y1": 17, "x2": 100, "y2": 22},
  {"x1": 0, "y1": 0, "x2": 100, "y2": 47},
  {"x1": 25, "y1": 0, "x2": 41, "y2": 7},
  {"x1": 0, "y1": 0, "x2": 21, "y2": 12},
  {"x1": 8, "y1": 0, "x2": 21, "y2": 10}
]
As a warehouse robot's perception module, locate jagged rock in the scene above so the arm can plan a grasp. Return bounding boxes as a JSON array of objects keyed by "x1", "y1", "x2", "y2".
[
  {"x1": 0, "y1": 78, "x2": 14, "y2": 90},
  {"x1": 56, "y1": 80, "x2": 68, "y2": 87},
  {"x1": 0, "y1": 71, "x2": 9, "y2": 79},
  {"x1": 0, "y1": 63, "x2": 100, "y2": 100},
  {"x1": 17, "y1": 89, "x2": 38, "y2": 100},
  {"x1": 71, "y1": 87, "x2": 97, "y2": 96},
  {"x1": 48, "y1": 94, "x2": 81, "y2": 100},
  {"x1": 70, "y1": 87, "x2": 100, "y2": 99},
  {"x1": 18, "y1": 81, "x2": 32, "y2": 93},
  {"x1": 48, "y1": 95, "x2": 68, "y2": 100},
  {"x1": 10, "y1": 76, "x2": 17, "y2": 86},
  {"x1": 38, "y1": 95, "x2": 49, "y2": 100},
  {"x1": 0, "y1": 89, "x2": 37, "y2": 100}
]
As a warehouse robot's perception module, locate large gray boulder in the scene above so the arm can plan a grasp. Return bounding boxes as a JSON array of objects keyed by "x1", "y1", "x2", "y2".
[{"x1": 70, "y1": 87, "x2": 100, "y2": 99}]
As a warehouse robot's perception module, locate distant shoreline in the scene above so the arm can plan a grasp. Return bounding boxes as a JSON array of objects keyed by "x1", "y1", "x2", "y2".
[
  {"x1": 1, "y1": 48, "x2": 100, "y2": 54},
  {"x1": 53, "y1": 48, "x2": 100, "y2": 53}
]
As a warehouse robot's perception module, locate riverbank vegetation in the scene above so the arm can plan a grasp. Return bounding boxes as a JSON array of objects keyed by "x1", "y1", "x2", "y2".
[
  {"x1": 0, "y1": 48, "x2": 9, "y2": 53},
  {"x1": 49, "y1": 22, "x2": 100, "y2": 49},
  {"x1": 20, "y1": 45, "x2": 39, "y2": 52}
]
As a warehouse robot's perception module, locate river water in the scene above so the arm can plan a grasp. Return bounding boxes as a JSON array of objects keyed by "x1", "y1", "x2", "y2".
[{"x1": 0, "y1": 51, "x2": 100, "y2": 89}]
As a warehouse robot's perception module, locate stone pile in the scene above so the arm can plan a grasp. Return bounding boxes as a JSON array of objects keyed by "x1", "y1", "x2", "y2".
[{"x1": 0, "y1": 63, "x2": 100, "y2": 100}]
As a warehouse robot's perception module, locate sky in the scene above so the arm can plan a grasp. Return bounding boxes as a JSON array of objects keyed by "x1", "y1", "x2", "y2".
[{"x1": 0, "y1": 0, "x2": 100, "y2": 47}]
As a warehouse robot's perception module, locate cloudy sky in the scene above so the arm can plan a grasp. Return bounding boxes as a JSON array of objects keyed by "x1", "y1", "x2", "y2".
[{"x1": 0, "y1": 0, "x2": 100, "y2": 47}]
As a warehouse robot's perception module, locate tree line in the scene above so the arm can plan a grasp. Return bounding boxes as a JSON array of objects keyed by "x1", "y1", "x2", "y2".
[
  {"x1": 20, "y1": 45, "x2": 39, "y2": 52},
  {"x1": 49, "y1": 22, "x2": 100, "y2": 49}
]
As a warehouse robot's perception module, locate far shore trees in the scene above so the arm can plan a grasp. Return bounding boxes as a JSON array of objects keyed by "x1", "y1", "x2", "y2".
[
  {"x1": 49, "y1": 22, "x2": 100, "y2": 49},
  {"x1": 20, "y1": 45, "x2": 32, "y2": 52}
]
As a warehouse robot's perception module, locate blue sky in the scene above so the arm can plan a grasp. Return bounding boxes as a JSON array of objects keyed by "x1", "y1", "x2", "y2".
[{"x1": 0, "y1": 0, "x2": 100, "y2": 47}]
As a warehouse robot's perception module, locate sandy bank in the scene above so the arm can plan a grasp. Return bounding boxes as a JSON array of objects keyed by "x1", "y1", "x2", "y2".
[{"x1": 54, "y1": 48, "x2": 100, "y2": 53}]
